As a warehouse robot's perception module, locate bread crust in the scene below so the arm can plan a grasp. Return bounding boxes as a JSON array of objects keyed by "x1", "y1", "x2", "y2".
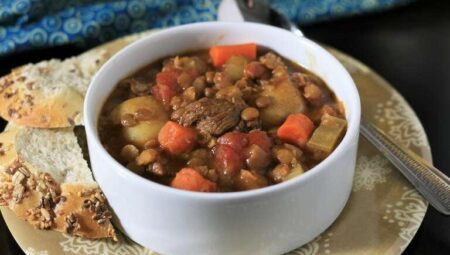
[
  {"x1": 0, "y1": 70, "x2": 84, "y2": 128},
  {"x1": 0, "y1": 129, "x2": 116, "y2": 240},
  {"x1": 0, "y1": 53, "x2": 101, "y2": 128}
]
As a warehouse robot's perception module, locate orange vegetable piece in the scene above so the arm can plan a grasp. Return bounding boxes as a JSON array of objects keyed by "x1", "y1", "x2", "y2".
[
  {"x1": 171, "y1": 168, "x2": 217, "y2": 192},
  {"x1": 209, "y1": 43, "x2": 257, "y2": 67},
  {"x1": 277, "y1": 114, "x2": 314, "y2": 146},
  {"x1": 158, "y1": 121, "x2": 197, "y2": 155}
]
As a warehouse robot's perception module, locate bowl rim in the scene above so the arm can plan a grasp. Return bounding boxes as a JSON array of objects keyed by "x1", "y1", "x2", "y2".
[{"x1": 84, "y1": 21, "x2": 361, "y2": 201}]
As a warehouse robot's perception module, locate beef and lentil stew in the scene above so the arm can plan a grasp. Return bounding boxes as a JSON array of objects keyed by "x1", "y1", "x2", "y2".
[{"x1": 98, "y1": 43, "x2": 347, "y2": 192}]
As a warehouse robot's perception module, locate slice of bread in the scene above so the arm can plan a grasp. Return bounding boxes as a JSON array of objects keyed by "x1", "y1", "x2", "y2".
[
  {"x1": 0, "y1": 126, "x2": 116, "y2": 240},
  {"x1": 0, "y1": 30, "x2": 154, "y2": 128},
  {"x1": 0, "y1": 30, "x2": 156, "y2": 239},
  {"x1": 0, "y1": 49, "x2": 109, "y2": 128}
]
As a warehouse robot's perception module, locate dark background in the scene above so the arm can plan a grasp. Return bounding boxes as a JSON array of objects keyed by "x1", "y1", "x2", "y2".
[{"x1": 1, "y1": 0, "x2": 449, "y2": 254}]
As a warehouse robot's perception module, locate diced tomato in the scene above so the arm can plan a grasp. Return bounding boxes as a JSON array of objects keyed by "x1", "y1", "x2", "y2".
[
  {"x1": 156, "y1": 70, "x2": 180, "y2": 88},
  {"x1": 246, "y1": 131, "x2": 272, "y2": 153},
  {"x1": 217, "y1": 132, "x2": 248, "y2": 152},
  {"x1": 152, "y1": 84, "x2": 176, "y2": 106},
  {"x1": 152, "y1": 70, "x2": 181, "y2": 106},
  {"x1": 213, "y1": 144, "x2": 243, "y2": 178},
  {"x1": 171, "y1": 168, "x2": 217, "y2": 192},
  {"x1": 215, "y1": 131, "x2": 272, "y2": 177},
  {"x1": 158, "y1": 121, "x2": 197, "y2": 155}
]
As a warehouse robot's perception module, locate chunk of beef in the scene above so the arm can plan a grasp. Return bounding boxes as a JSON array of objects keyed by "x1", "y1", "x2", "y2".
[{"x1": 171, "y1": 98, "x2": 244, "y2": 136}]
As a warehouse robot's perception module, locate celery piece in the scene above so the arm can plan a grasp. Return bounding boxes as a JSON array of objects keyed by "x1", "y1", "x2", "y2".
[{"x1": 307, "y1": 115, "x2": 347, "y2": 153}]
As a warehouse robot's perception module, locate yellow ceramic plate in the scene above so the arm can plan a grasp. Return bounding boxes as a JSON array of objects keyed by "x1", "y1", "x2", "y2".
[{"x1": 0, "y1": 32, "x2": 431, "y2": 255}]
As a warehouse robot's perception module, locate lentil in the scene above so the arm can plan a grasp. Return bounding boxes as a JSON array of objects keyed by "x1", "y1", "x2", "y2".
[
  {"x1": 144, "y1": 138, "x2": 159, "y2": 149},
  {"x1": 205, "y1": 71, "x2": 215, "y2": 83},
  {"x1": 120, "y1": 144, "x2": 139, "y2": 162},
  {"x1": 241, "y1": 107, "x2": 259, "y2": 121},
  {"x1": 136, "y1": 149, "x2": 158, "y2": 165}
]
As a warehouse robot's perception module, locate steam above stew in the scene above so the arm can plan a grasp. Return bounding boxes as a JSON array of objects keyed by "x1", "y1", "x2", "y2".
[{"x1": 98, "y1": 43, "x2": 347, "y2": 192}]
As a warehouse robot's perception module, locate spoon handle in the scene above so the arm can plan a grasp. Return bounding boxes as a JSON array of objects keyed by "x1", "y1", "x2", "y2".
[{"x1": 360, "y1": 119, "x2": 450, "y2": 215}]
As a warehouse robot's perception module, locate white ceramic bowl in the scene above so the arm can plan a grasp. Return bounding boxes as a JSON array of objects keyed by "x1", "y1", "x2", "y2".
[{"x1": 84, "y1": 22, "x2": 360, "y2": 255}]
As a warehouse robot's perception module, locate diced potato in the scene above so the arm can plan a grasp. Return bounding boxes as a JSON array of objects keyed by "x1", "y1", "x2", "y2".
[
  {"x1": 110, "y1": 96, "x2": 168, "y2": 124},
  {"x1": 259, "y1": 78, "x2": 307, "y2": 127},
  {"x1": 224, "y1": 56, "x2": 248, "y2": 82},
  {"x1": 307, "y1": 115, "x2": 347, "y2": 154},
  {"x1": 110, "y1": 96, "x2": 169, "y2": 148},
  {"x1": 123, "y1": 121, "x2": 167, "y2": 148},
  {"x1": 283, "y1": 165, "x2": 304, "y2": 181}
]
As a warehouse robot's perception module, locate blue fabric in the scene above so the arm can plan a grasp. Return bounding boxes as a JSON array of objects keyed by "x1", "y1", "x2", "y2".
[{"x1": 0, "y1": 0, "x2": 415, "y2": 56}]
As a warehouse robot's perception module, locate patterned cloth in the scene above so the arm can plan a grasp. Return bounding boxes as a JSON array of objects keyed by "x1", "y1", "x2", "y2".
[{"x1": 0, "y1": 0, "x2": 414, "y2": 56}]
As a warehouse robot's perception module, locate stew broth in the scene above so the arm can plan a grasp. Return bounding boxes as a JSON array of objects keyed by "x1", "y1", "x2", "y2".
[{"x1": 98, "y1": 45, "x2": 346, "y2": 192}]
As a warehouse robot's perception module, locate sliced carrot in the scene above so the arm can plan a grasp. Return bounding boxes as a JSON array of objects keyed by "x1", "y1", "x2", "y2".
[
  {"x1": 277, "y1": 114, "x2": 314, "y2": 146},
  {"x1": 171, "y1": 168, "x2": 217, "y2": 192},
  {"x1": 209, "y1": 43, "x2": 257, "y2": 67},
  {"x1": 158, "y1": 121, "x2": 197, "y2": 155}
]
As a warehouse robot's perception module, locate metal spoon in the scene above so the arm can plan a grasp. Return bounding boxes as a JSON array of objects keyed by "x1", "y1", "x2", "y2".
[{"x1": 218, "y1": 0, "x2": 450, "y2": 215}]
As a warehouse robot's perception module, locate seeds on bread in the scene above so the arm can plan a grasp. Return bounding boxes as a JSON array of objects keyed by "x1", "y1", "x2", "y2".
[
  {"x1": 0, "y1": 30, "x2": 156, "y2": 239},
  {"x1": 0, "y1": 49, "x2": 109, "y2": 128},
  {"x1": 0, "y1": 127, "x2": 116, "y2": 240}
]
